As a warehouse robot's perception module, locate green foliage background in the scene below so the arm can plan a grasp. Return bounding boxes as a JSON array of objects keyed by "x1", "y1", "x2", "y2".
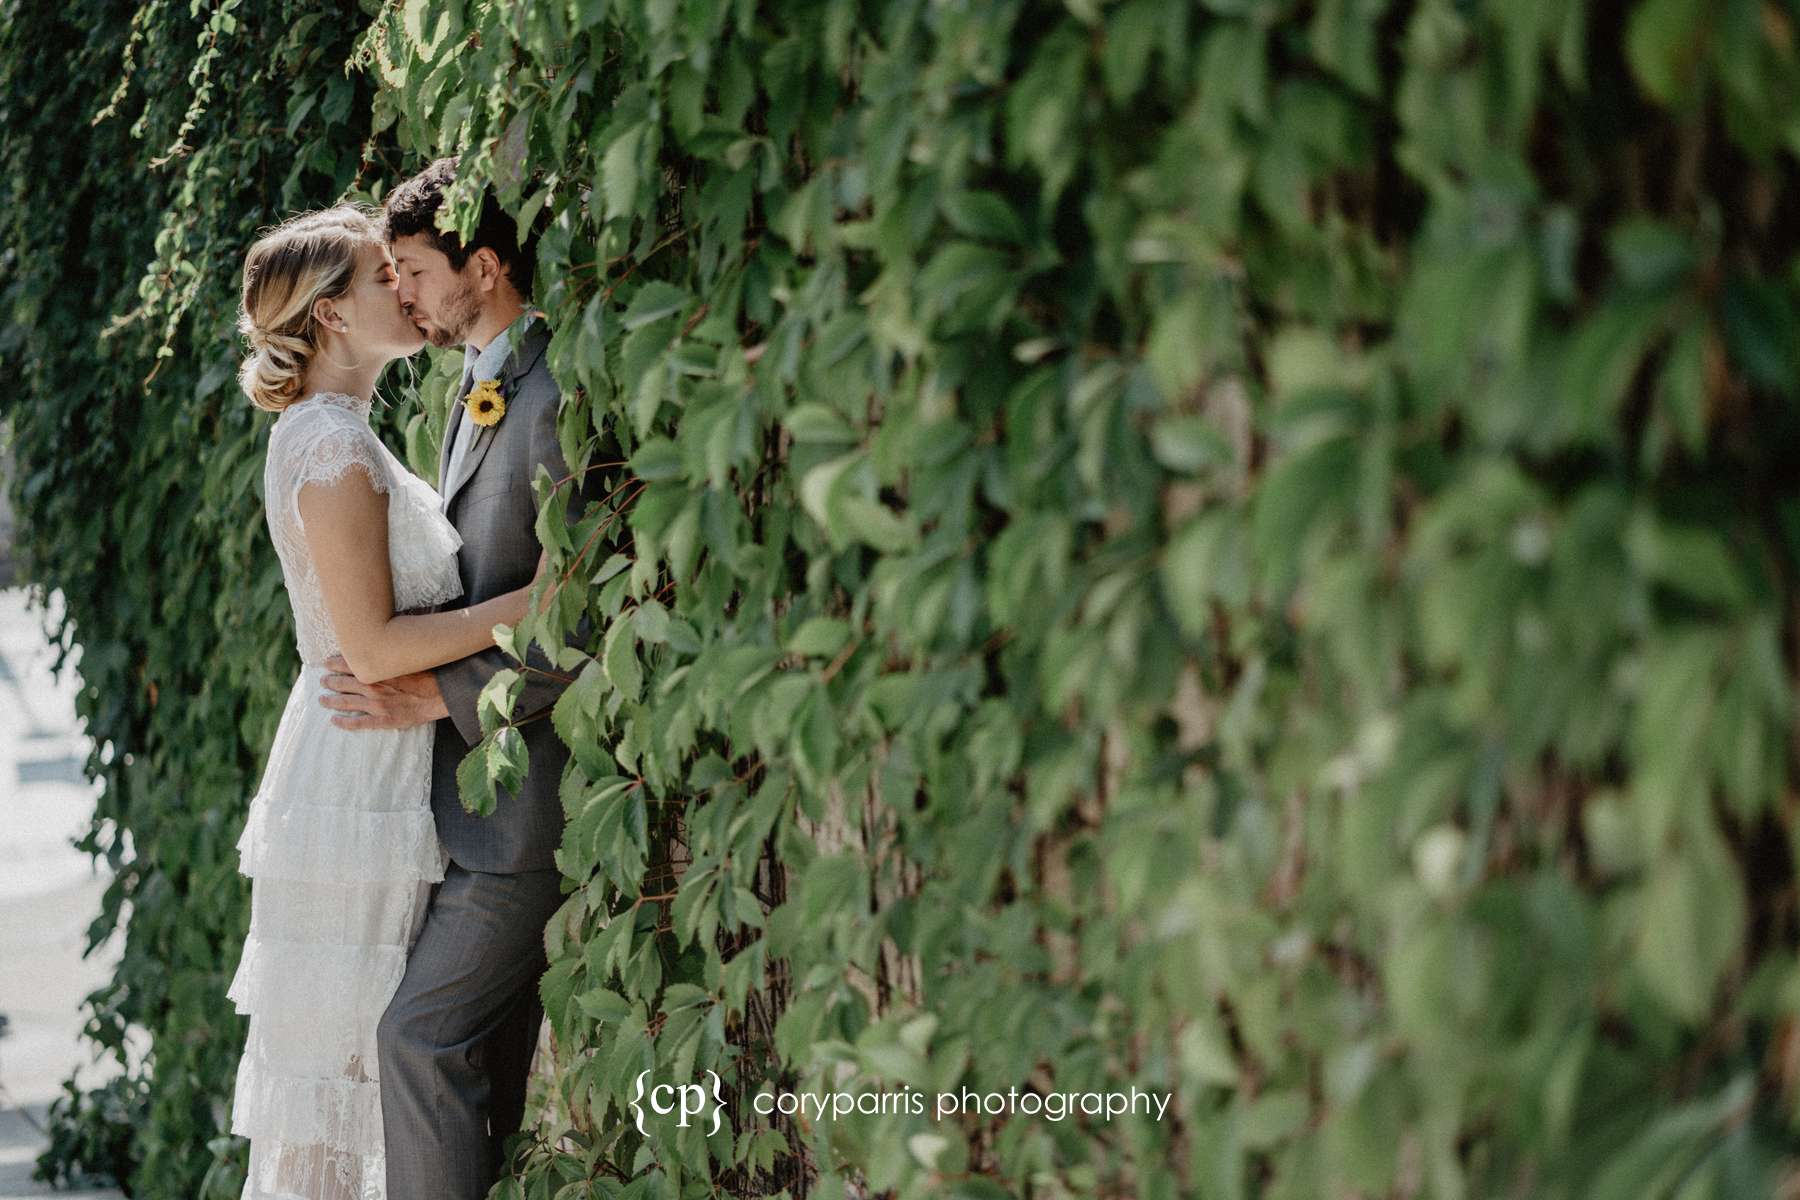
[{"x1": 4, "y1": 0, "x2": 1800, "y2": 1196}]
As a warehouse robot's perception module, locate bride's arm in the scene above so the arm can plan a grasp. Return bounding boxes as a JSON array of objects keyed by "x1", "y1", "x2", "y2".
[{"x1": 299, "y1": 469, "x2": 542, "y2": 685}]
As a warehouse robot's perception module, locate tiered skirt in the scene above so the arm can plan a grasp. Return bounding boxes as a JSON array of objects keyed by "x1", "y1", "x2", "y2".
[{"x1": 226, "y1": 664, "x2": 449, "y2": 1200}]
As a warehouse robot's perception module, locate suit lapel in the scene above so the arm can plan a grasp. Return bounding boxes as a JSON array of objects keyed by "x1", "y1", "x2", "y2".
[
  {"x1": 442, "y1": 320, "x2": 551, "y2": 512},
  {"x1": 445, "y1": 416, "x2": 498, "y2": 508}
]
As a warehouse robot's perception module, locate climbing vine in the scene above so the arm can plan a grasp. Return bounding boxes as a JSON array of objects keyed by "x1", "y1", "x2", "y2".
[{"x1": 5, "y1": 0, "x2": 1800, "y2": 1196}]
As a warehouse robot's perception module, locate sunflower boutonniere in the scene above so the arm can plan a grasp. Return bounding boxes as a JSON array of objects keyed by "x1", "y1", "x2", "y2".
[{"x1": 466, "y1": 378, "x2": 507, "y2": 427}]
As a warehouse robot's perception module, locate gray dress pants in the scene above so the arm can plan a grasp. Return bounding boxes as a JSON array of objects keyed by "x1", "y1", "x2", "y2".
[{"x1": 377, "y1": 861, "x2": 564, "y2": 1200}]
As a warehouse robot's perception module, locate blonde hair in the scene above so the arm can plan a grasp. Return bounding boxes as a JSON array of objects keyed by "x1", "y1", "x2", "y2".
[{"x1": 237, "y1": 205, "x2": 384, "y2": 412}]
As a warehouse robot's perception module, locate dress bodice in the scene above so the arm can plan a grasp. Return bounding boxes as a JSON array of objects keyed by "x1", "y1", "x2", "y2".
[{"x1": 263, "y1": 392, "x2": 464, "y2": 665}]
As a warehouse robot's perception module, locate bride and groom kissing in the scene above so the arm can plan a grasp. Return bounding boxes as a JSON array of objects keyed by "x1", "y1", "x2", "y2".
[{"x1": 225, "y1": 156, "x2": 604, "y2": 1199}]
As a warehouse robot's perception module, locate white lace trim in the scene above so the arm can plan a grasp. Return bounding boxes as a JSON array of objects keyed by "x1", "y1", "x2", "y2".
[
  {"x1": 236, "y1": 803, "x2": 447, "y2": 884},
  {"x1": 240, "y1": 1137, "x2": 385, "y2": 1200},
  {"x1": 228, "y1": 939, "x2": 410, "y2": 1045},
  {"x1": 232, "y1": 959, "x2": 401, "y2": 1198},
  {"x1": 231, "y1": 1049, "x2": 385, "y2": 1153}
]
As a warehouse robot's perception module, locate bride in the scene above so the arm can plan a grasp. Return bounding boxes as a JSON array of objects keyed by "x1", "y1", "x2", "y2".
[{"x1": 224, "y1": 204, "x2": 540, "y2": 1200}]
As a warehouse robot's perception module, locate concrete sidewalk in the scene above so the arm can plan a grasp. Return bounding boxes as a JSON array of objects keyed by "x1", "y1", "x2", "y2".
[{"x1": 0, "y1": 588, "x2": 127, "y2": 1199}]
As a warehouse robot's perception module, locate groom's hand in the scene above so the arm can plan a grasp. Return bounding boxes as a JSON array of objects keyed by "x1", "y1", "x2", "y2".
[{"x1": 319, "y1": 655, "x2": 449, "y2": 729}]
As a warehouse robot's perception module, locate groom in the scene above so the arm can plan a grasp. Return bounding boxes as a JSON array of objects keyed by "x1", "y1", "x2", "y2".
[{"x1": 317, "y1": 156, "x2": 590, "y2": 1200}]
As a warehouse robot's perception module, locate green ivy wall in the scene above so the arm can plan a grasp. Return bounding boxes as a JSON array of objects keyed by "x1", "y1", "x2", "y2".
[{"x1": 3, "y1": 0, "x2": 1798, "y2": 1197}]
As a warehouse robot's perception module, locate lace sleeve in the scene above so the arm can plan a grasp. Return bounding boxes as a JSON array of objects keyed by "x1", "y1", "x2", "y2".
[{"x1": 268, "y1": 404, "x2": 393, "y2": 533}]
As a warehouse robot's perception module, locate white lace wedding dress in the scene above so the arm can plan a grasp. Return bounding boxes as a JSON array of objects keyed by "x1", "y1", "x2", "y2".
[{"x1": 226, "y1": 390, "x2": 462, "y2": 1200}]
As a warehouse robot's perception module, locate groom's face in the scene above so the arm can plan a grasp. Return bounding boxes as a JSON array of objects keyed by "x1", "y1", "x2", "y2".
[{"x1": 390, "y1": 233, "x2": 482, "y2": 350}]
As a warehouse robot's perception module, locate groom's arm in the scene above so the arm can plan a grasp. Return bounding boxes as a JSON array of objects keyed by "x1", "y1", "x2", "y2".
[
  {"x1": 324, "y1": 610, "x2": 585, "y2": 735},
  {"x1": 433, "y1": 628, "x2": 578, "y2": 746},
  {"x1": 431, "y1": 373, "x2": 594, "y2": 747}
]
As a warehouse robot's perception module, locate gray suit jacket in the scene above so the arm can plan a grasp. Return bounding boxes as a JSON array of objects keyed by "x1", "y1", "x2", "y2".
[{"x1": 430, "y1": 322, "x2": 590, "y2": 874}]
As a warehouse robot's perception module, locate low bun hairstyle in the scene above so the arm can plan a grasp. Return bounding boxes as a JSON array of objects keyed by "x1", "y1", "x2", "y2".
[{"x1": 237, "y1": 205, "x2": 384, "y2": 412}]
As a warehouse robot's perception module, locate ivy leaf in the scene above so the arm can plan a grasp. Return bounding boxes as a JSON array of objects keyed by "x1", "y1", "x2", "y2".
[
  {"x1": 798, "y1": 450, "x2": 864, "y2": 540},
  {"x1": 476, "y1": 667, "x2": 524, "y2": 735},
  {"x1": 457, "y1": 741, "x2": 498, "y2": 817},
  {"x1": 1625, "y1": 0, "x2": 1710, "y2": 107},
  {"x1": 629, "y1": 437, "x2": 684, "y2": 482},
  {"x1": 1721, "y1": 276, "x2": 1800, "y2": 397},
  {"x1": 603, "y1": 609, "x2": 643, "y2": 702},
  {"x1": 791, "y1": 686, "x2": 841, "y2": 791},
  {"x1": 1634, "y1": 828, "x2": 1745, "y2": 1023},
  {"x1": 633, "y1": 599, "x2": 671, "y2": 643},
  {"x1": 940, "y1": 191, "x2": 1026, "y2": 245},
  {"x1": 590, "y1": 552, "x2": 632, "y2": 587},
  {"x1": 623, "y1": 281, "x2": 691, "y2": 331},
  {"x1": 600, "y1": 122, "x2": 646, "y2": 221},
  {"x1": 1607, "y1": 218, "x2": 1695, "y2": 292},
  {"x1": 787, "y1": 617, "x2": 849, "y2": 658},
  {"x1": 782, "y1": 403, "x2": 859, "y2": 445},
  {"x1": 489, "y1": 726, "x2": 529, "y2": 795},
  {"x1": 576, "y1": 987, "x2": 634, "y2": 1024},
  {"x1": 1150, "y1": 415, "x2": 1233, "y2": 474},
  {"x1": 801, "y1": 854, "x2": 863, "y2": 924}
]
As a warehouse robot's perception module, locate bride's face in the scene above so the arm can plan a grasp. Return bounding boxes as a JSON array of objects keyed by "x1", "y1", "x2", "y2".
[{"x1": 333, "y1": 243, "x2": 426, "y2": 359}]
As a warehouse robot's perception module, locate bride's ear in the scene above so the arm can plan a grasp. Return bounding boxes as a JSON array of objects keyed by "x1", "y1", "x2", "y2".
[{"x1": 312, "y1": 297, "x2": 348, "y2": 335}]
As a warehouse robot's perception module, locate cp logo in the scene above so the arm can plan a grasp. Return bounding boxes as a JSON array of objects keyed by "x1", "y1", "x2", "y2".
[{"x1": 630, "y1": 1069, "x2": 726, "y2": 1135}]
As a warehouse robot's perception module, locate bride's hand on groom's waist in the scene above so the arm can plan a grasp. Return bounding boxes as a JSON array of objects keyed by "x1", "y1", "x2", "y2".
[{"x1": 319, "y1": 655, "x2": 450, "y2": 730}]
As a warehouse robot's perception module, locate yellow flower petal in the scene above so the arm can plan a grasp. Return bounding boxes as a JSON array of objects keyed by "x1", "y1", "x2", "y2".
[{"x1": 467, "y1": 379, "x2": 506, "y2": 427}]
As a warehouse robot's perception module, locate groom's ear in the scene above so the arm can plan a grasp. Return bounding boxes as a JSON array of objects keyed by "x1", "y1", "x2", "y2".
[{"x1": 471, "y1": 246, "x2": 506, "y2": 293}]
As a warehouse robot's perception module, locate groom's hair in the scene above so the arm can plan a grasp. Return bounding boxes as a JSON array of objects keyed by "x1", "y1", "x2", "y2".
[{"x1": 382, "y1": 156, "x2": 536, "y2": 297}]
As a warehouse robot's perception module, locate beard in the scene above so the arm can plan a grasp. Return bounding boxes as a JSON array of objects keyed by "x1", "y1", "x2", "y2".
[{"x1": 414, "y1": 280, "x2": 482, "y2": 349}]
